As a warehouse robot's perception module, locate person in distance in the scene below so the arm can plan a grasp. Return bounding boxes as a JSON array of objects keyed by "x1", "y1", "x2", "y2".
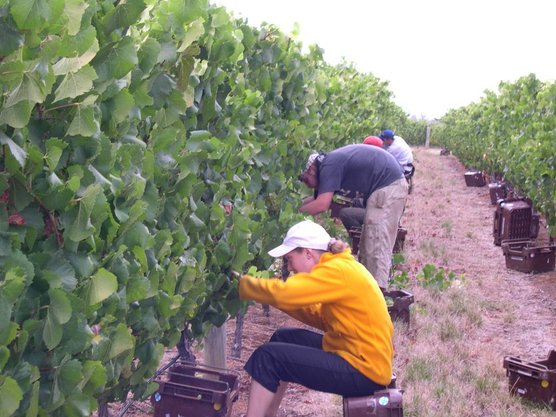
[
  {"x1": 363, "y1": 135, "x2": 384, "y2": 147},
  {"x1": 238, "y1": 220, "x2": 394, "y2": 417},
  {"x1": 298, "y1": 144, "x2": 408, "y2": 289},
  {"x1": 380, "y1": 129, "x2": 415, "y2": 178}
]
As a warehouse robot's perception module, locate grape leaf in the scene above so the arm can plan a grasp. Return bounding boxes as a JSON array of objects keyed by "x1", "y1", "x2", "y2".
[{"x1": 85, "y1": 268, "x2": 117, "y2": 306}]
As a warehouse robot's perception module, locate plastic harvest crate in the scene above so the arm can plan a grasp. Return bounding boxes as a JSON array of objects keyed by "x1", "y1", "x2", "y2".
[
  {"x1": 503, "y1": 350, "x2": 556, "y2": 411},
  {"x1": 493, "y1": 199, "x2": 533, "y2": 246},
  {"x1": 501, "y1": 240, "x2": 556, "y2": 274},
  {"x1": 382, "y1": 289, "x2": 414, "y2": 325},
  {"x1": 488, "y1": 182, "x2": 507, "y2": 205},
  {"x1": 151, "y1": 362, "x2": 239, "y2": 417},
  {"x1": 343, "y1": 388, "x2": 404, "y2": 417},
  {"x1": 464, "y1": 171, "x2": 486, "y2": 187}
]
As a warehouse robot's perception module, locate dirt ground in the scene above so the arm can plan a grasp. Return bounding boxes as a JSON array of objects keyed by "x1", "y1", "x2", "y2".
[{"x1": 117, "y1": 146, "x2": 556, "y2": 417}]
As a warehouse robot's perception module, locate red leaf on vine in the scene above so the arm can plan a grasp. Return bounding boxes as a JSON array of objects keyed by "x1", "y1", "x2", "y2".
[
  {"x1": 8, "y1": 213, "x2": 25, "y2": 225},
  {"x1": 0, "y1": 190, "x2": 9, "y2": 204}
]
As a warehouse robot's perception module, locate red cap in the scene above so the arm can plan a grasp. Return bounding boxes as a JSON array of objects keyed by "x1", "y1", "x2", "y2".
[{"x1": 363, "y1": 136, "x2": 384, "y2": 147}]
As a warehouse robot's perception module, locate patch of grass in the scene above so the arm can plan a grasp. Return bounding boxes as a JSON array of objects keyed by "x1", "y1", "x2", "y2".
[
  {"x1": 414, "y1": 303, "x2": 428, "y2": 317},
  {"x1": 447, "y1": 291, "x2": 467, "y2": 315},
  {"x1": 404, "y1": 392, "x2": 426, "y2": 417},
  {"x1": 473, "y1": 374, "x2": 499, "y2": 393},
  {"x1": 439, "y1": 319, "x2": 462, "y2": 341},
  {"x1": 418, "y1": 240, "x2": 440, "y2": 257},
  {"x1": 393, "y1": 283, "x2": 554, "y2": 417},
  {"x1": 405, "y1": 357, "x2": 434, "y2": 382},
  {"x1": 448, "y1": 291, "x2": 483, "y2": 327},
  {"x1": 466, "y1": 308, "x2": 483, "y2": 327},
  {"x1": 418, "y1": 241, "x2": 451, "y2": 265},
  {"x1": 432, "y1": 378, "x2": 448, "y2": 399},
  {"x1": 479, "y1": 299, "x2": 500, "y2": 311},
  {"x1": 440, "y1": 220, "x2": 453, "y2": 237}
]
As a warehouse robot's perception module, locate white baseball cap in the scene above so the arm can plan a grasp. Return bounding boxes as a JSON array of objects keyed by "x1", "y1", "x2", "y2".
[
  {"x1": 268, "y1": 220, "x2": 332, "y2": 257},
  {"x1": 305, "y1": 152, "x2": 320, "y2": 171}
]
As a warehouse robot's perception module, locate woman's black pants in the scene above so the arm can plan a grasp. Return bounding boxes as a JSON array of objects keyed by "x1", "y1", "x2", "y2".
[{"x1": 244, "y1": 327, "x2": 385, "y2": 396}]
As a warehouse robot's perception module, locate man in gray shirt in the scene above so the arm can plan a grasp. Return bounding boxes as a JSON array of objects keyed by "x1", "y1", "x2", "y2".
[{"x1": 299, "y1": 144, "x2": 408, "y2": 289}]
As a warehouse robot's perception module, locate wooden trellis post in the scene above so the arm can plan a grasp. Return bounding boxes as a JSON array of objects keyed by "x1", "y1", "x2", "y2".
[{"x1": 203, "y1": 324, "x2": 227, "y2": 368}]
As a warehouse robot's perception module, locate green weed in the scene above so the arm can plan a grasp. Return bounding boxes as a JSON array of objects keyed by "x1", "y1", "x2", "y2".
[
  {"x1": 390, "y1": 253, "x2": 410, "y2": 289},
  {"x1": 417, "y1": 264, "x2": 462, "y2": 291}
]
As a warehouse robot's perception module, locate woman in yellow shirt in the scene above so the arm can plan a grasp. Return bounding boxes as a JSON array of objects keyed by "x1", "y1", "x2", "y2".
[{"x1": 239, "y1": 220, "x2": 394, "y2": 417}]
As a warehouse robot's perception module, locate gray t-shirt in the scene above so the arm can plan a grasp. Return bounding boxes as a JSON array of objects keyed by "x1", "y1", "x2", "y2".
[{"x1": 317, "y1": 144, "x2": 404, "y2": 202}]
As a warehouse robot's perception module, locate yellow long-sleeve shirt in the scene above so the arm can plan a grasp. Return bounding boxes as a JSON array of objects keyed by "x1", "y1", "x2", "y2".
[{"x1": 239, "y1": 249, "x2": 394, "y2": 386}]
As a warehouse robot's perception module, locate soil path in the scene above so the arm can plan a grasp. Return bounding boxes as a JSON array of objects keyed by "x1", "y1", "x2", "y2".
[{"x1": 124, "y1": 146, "x2": 556, "y2": 417}]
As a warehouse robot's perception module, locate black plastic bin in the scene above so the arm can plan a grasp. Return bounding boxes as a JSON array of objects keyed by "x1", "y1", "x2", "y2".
[
  {"x1": 503, "y1": 350, "x2": 556, "y2": 411},
  {"x1": 382, "y1": 289, "x2": 414, "y2": 325},
  {"x1": 501, "y1": 240, "x2": 556, "y2": 274},
  {"x1": 464, "y1": 171, "x2": 486, "y2": 187},
  {"x1": 151, "y1": 362, "x2": 239, "y2": 417},
  {"x1": 493, "y1": 199, "x2": 532, "y2": 246},
  {"x1": 488, "y1": 182, "x2": 507, "y2": 205}
]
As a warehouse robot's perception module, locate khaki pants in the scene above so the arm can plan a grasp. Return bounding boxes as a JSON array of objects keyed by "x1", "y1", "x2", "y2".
[{"x1": 359, "y1": 178, "x2": 408, "y2": 288}]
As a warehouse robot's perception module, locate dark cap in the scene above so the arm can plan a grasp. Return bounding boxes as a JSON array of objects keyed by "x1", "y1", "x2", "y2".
[{"x1": 380, "y1": 129, "x2": 395, "y2": 139}]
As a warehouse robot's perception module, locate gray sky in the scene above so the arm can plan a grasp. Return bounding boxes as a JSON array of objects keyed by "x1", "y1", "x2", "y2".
[{"x1": 211, "y1": 0, "x2": 556, "y2": 119}]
